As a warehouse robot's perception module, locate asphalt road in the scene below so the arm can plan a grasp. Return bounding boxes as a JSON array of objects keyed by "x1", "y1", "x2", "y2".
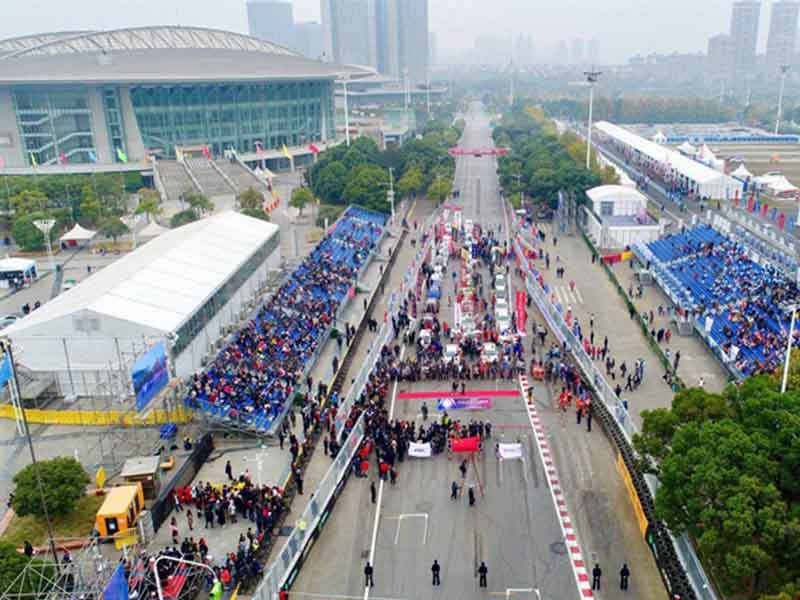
[{"x1": 290, "y1": 102, "x2": 578, "y2": 600}]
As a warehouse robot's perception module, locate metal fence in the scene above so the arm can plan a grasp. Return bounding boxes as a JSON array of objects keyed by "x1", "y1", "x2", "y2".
[
  {"x1": 512, "y1": 230, "x2": 718, "y2": 600},
  {"x1": 251, "y1": 207, "x2": 442, "y2": 599}
]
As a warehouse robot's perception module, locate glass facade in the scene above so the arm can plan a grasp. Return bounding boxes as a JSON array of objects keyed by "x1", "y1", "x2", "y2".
[
  {"x1": 13, "y1": 86, "x2": 97, "y2": 166},
  {"x1": 129, "y1": 80, "x2": 333, "y2": 157},
  {"x1": 172, "y1": 231, "x2": 280, "y2": 357},
  {"x1": 103, "y1": 87, "x2": 127, "y2": 163}
]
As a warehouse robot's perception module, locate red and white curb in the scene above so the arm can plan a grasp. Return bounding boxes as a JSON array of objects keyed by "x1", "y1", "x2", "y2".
[{"x1": 519, "y1": 374, "x2": 593, "y2": 598}]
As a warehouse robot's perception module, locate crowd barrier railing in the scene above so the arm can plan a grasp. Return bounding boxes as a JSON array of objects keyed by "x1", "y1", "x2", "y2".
[{"x1": 512, "y1": 224, "x2": 717, "y2": 600}]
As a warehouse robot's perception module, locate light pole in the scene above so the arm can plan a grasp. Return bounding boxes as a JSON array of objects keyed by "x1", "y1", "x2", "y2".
[
  {"x1": 33, "y1": 219, "x2": 56, "y2": 273},
  {"x1": 339, "y1": 72, "x2": 351, "y2": 147},
  {"x1": 121, "y1": 214, "x2": 139, "y2": 250},
  {"x1": 153, "y1": 555, "x2": 218, "y2": 600},
  {"x1": 775, "y1": 64, "x2": 790, "y2": 135},
  {"x1": 584, "y1": 70, "x2": 601, "y2": 169},
  {"x1": 781, "y1": 305, "x2": 797, "y2": 394},
  {"x1": 387, "y1": 167, "x2": 395, "y2": 219}
]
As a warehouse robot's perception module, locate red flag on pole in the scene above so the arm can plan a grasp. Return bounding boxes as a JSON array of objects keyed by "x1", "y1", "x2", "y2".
[
  {"x1": 202, "y1": 146, "x2": 211, "y2": 159},
  {"x1": 308, "y1": 143, "x2": 320, "y2": 155},
  {"x1": 59, "y1": 151, "x2": 67, "y2": 164}
]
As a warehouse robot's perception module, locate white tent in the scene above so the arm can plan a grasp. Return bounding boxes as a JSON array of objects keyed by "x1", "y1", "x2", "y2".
[
  {"x1": 60, "y1": 223, "x2": 96, "y2": 243},
  {"x1": 731, "y1": 164, "x2": 753, "y2": 179},
  {"x1": 652, "y1": 130, "x2": 667, "y2": 144},
  {"x1": 677, "y1": 141, "x2": 697, "y2": 155},
  {"x1": 139, "y1": 221, "x2": 169, "y2": 239}
]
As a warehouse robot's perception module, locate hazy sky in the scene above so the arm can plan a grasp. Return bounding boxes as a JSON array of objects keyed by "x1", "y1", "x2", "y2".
[{"x1": 0, "y1": 0, "x2": 770, "y2": 63}]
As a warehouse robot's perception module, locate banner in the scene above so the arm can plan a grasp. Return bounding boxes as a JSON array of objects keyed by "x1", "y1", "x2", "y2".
[
  {"x1": 498, "y1": 442, "x2": 522, "y2": 459},
  {"x1": 515, "y1": 290, "x2": 527, "y2": 335},
  {"x1": 436, "y1": 397, "x2": 491, "y2": 411},
  {"x1": 132, "y1": 342, "x2": 170, "y2": 412},
  {"x1": 409, "y1": 442, "x2": 432, "y2": 458},
  {"x1": 0, "y1": 353, "x2": 12, "y2": 392},
  {"x1": 450, "y1": 436, "x2": 481, "y2": 453}
]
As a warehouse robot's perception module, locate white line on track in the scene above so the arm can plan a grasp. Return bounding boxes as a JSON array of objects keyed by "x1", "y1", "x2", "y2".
[{"x1": 364, "y1": 345, "x2": 406, "y2": 600}]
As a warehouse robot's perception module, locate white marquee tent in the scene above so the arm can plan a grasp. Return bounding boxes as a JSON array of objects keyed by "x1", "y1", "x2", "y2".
[
  {"x1": 4, "y1": 211, "x2": 281, "y2": 397},
  {"x1": 731, "y1": 164, "x2": 753, "y2": 180},
  {"x1": 60, "y1": 223, "x2": 96, "y2": 245}
]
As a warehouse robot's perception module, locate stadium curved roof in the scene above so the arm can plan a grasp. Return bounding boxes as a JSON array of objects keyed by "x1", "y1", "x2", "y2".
[
  {"x1": 0, "y1": 31, "x2": 93, "y2": 57},
  {"x1": 0, "y1": 26, "x2": 296, "y2": 59},
  {"x1": 0, "y1": 26, "x2": 371, "y2": 84}
]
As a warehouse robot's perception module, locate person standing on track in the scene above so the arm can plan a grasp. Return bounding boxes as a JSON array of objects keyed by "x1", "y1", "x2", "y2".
[
  {"x1": 370, "y1": 481, "x2": 377, "y2": 504},
  {"x1": 620, "y1": 563, "x2": 631, "y2": 591},
  {"x1": 431, "y1": 560, "x2": 441, "y2": 586},
  {"x1": 592, "y1": 563, "x2": 602, "y2": 590},
  {"x1": 478, "y1": 562, "x2": 488, "y2": 588},
  {"x1": 364, "y1": 562, "x2": 374, "y2": 587}
]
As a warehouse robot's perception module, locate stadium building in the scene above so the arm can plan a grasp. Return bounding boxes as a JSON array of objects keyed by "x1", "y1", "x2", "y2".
[{"x1": 0, "y1": 26, "x2": 365, "y2": 171}]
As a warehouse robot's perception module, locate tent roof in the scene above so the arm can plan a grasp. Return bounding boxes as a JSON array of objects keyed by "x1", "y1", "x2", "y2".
[
  {"x1": 595, "y1": 121, "x2": 726, "y2": 185},
  {"x1": 731, "y1": 164, "x2": 752, "y2": 178},
  {"x1": 0, "y1": 257, "x2": 36, "y2": 272},
  {"x1": 586, "y1": 185, "x2": 647, "y2": 204},
  {"x1": 60, "y1": 223, "x2": 96, "y2": 242},
  {"x1": 139, "y1": 221, "x2": 169, "y2": 238},
  {"x1": 4, "y1": 211, "x2": 279, "y2": 336},
  {"x1": 758, "y1": 174, "x2": 798, "y2": 193}
]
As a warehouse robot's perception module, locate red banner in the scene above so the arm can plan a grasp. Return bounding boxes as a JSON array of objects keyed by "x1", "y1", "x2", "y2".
[
  {"x1": 450, "y1": 436, "x2": 481, "y2": 453},
  {"x1": 515, "y1": 290, "x2": 527, "y2": 335}
]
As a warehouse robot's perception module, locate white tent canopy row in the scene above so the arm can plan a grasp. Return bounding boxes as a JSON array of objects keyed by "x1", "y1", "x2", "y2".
[
  {"x1": 754, "y1": 173, "x2": 799, "y2": 195},
  {"x1": 731, "y1": 164, "x2": 753, "y2": 180},
  {"x1": 594, "y1": 121, "x2": 743, "y2": 199}
]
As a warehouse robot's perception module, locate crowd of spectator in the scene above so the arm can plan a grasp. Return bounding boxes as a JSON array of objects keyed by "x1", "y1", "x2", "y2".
[
  {"x1": 184, "y1": 207, "x2": 387, "y2": 431},
  {"x1": 643, "y1": 226, "x2": 800, "y2": 375}
]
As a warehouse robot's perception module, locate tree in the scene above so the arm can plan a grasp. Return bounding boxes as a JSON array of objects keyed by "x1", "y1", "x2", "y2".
[
  {"x1": 396, "y1": 166, "x2": 424, "y2": 199},
  {"x1": 7, "y1": 190, "x2": 48, "y2": 216},
  {"x1": 12, "y1": 457, "x2": 89, "y2": 519},
  {"x1": 134, "y1": 188, "x2": 162, "y2": 223},
  {"x1": 238, "y1": 187, "x2": 264, "y2": 212},
  {"x1": 343, "y1": 164, "x2": 390, "y2": 212},
  {"x1": 98, "y1": 217, "x2": 130, "y2": 243},
  {"x1": 78, "y1": 184, "x2": 102, "y2": 227},
  {"x1": 290, "y1": 187, "x2": 314, "y2": 216},
  {"x1": 170, "y1": 209, "x2": 199, "y2": 228},
  {"x1": 181, "y1": 190, "x2": 214, "y2": 215},
  {"x1": 11, "y1": 210, "x2": 67, "y2": 252},
  {"x1": 427, "y1": 177, "x2": 452, "y2": 204},
  {"x1": 0, "y1": 543, "x2": 54, "y2": 596},
  {"x1": 312, "y1": 161, "x2": 348, "y2": 204},
  {"x1": 240, "y1": 207, "x2": 270, "y2": 221}
]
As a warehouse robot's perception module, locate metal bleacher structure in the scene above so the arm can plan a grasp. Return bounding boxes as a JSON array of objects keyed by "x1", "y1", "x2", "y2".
[
  {"x1": 634, "y1": 221, "x2": 799, "y2": 379},
  {"x1": 185, "y1": 207, "x2": 389, "y2": 436}
]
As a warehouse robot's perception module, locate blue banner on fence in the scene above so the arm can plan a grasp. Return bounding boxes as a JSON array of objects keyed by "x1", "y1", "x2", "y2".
[{"x1": 0, "y1": 354, "x2": 12, "y2": 391}]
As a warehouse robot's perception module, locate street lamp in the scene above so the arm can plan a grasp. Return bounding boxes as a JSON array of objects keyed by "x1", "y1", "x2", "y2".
[
  {"x1": 387, "y1": 167, "x2": 395, "y2": 220},
  {"x1": 775, "y1": 64, "x2": 790, "y2": 135},
  {"x1": 584, "y1": 70, "x2": 602, "y2": 169},
  {"x1": 781, "y1": 305, "x2": 797, "y2": 394},
  {"x1": 121, "y1": 214, "x2": 140, "y2": 250},
  {"x1": 339, "y1": 72, "x2": 351, "y2": 147},
  {"x1": 33, "y1": 219, "x2": 56, "y2": 273}
]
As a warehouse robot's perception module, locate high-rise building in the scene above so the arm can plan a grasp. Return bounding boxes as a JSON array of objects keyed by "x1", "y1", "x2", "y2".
[
  {"x1": 321, "y1": 0, "x2": 377, "y2": 67},
  {"x1": 375, "y1": 0, "x2": 399, "y2": 75},
  {"x1": 555, "y1": 40, "x2": 569, "y2": 65},
  {"x1": 729, "y1": 1, "x2": 761, "y2": 82},
  {"x1": 514, "y1": 34, "x2": 535, "y2": 65},
  {"x1": 247, "y1": 0, "x2": 295, "y2": 48},
  {"x1": 766, "y1": 1, "x2": 800, "y2": 75},
  {"x1": 429, "y1": 31, "x2": 438, "y2": 67},
  {"x1": 587, "y1": 39, "x2": 600, "y2": 65},
  {"x1": 571, "y1": 38, "x2": 584, "y2": 65},
  {"x1": 707, "y1": 33, "x2": 732, "y2": 75},
  {"x1": 294, "y1": 22, "x2": 325, "y2": 59},
  {"x1": 396, "y1": 0, "x2": 429, "y2": 83}
]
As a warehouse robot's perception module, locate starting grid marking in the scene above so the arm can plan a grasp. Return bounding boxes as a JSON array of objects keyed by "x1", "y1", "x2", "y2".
[
  {"x1": 397, "y1": 390, "x2": 520, "y2": 400},
  {"x1": 551, "y1": 285, "x2": 584, "y2": 306},
  {"x1": 518, "y1": 374, "x2": 593, "y2": 599}
]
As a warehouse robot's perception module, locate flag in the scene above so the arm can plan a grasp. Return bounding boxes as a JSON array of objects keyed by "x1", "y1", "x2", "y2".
[
  {"x1": 59, "y1": 150, "x2": 67, "y2": 164},
  {"x1": 202, "y1": 146, "x2": 212, "y2": 160},
  {"x1": 282, "y1": 144, "x2": 292, "y2": 160},
  {"x1": 0, "y1": 354, "x2": 12, "y2": 392},
  {"x1": 88, "y1": 150, "x2": 97, "y2": 163},
  {"x1": 229, "y1": 583, "x2": 241, "y2": 600},
  {"x1": 29, "y1": 152, "x2": 37, "y2": 167},
  {"x1": 0, "y1": 156, "x2": 5, "y2": 169},
  {"x1": 116, "y1": 147, "x2": 128, "y2": 163},
  {"x1": 308, "y1": 143, "x2": 320, "y2": 155}
]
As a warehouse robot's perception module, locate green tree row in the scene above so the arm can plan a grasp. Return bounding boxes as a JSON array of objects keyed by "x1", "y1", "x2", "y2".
[
  {"x1": 633, "y1": 359, "x2": 800, "y2": 598},
  {"x1": 307, "y1": 125, "x2": 458, "y2": 212},
  {"x1": 541, "y1": 96, "x2": 737, "y2": 124},
  {"x1": 493, "y1": 102, "x2": 616, "y2": 209}
]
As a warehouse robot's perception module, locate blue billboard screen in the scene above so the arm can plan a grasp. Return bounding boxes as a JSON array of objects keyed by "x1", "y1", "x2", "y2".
[{"x1": 132, "y1": 342, "x2": 169, "y2": 412}]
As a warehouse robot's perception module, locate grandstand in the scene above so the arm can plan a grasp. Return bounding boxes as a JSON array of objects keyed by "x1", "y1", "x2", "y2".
[
  {"x1": 184, "y1": 206, "x2": 388, "y2": 433},
  {"x1": 637, "y1": 224, "x2": 800, "y2": 377}
]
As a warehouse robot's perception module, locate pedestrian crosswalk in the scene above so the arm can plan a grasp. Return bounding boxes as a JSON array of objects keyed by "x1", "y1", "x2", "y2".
[{"x1": 551, "y1": 284, "x2": 584, "y2": 305}]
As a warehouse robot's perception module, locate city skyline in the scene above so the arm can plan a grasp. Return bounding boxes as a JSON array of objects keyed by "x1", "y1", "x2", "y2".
[{"x1": 0, "y1": 0, "x2": 772, "y2": 64}]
